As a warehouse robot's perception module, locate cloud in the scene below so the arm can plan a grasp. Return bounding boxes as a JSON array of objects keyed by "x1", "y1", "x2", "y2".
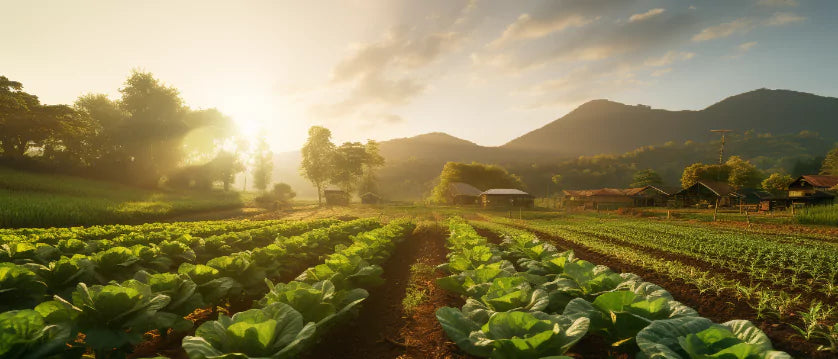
[
  {"x1": 692, "y1": 12, "x2": 805, "y2": 42},
  {"x1": 757, "y1": 0, "x2": 798, "y2": 7},
  {"x1": 629, "y1": 8, "x2": 665, "y2": 23},
  {"x1": 490, "y1": 13, "x2": 593, "y2": 48},
  {"x1": 738, "y1": 41, "x2": 758, "y2": 51},
  {"x1": 643, "y1": 51, "x2": 695, "y2": 67},
  {"x1": 651, "y1": 68, "x2": 672, "y2": 77},
  {"x1": 311, "y1": 1, "x2": 478, "y2": 124},
  {"x1": 765, "y1": 12, "x2": 806, "y2": 26},
  {"x1": 692, "y1": 18, "x2": 755, "y2": 41}
]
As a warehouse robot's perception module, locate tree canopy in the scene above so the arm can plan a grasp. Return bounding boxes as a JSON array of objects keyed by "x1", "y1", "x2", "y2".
[
  {"x1": 630, "y1": 169, "x2": 663, "y2": 188},
  {"x1": 680, "y1": 156, "x2": 762, "y2": 189},
  {"x1": 821, "y1": 146, "x2": 838, "y2": 175}
]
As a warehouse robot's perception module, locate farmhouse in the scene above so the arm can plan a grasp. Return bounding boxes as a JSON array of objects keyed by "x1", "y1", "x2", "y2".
[
  {"x1": 673, "y1": 181, "x2": 743, "y2": 208},
  {"x1": 324, "y1": 187, "x2": 350, "y2": 206},
  {"x1": 360, "y1": 192, "x2": 382, "y2": 204},
  {"x1": 480, "y1": 189, "x2": 534, "y2": 208},
  {"x1": 447, "y1": 182, "x2": 482, "y2": 205},
  {"x1": 787, "y1": 175, "x2": 838, "y2": 206},
  {"x1": 563, "y1": 186, "x2": 672, "y2": 210}
]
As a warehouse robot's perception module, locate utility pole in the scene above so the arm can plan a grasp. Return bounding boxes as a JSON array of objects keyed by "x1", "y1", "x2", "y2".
[{"x1": 710, "y1": 130, "x2": 733, "y2": 164}]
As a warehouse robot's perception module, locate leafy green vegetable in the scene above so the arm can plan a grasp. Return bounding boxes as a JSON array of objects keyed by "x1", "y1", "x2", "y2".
[
  {"x1": 0, "y1": 309, "x2": 81, "y2": 359},
  {"x1": 636, "y1": 317, "x2": 791, "y2": 359},
  {"x1": 0, "y1": 263, "x2": 47, "y2": 311},
  {"x1": 474, "y1": 311, "x2": 589, "y2": 359},
  {"x1": 182, "y1": 302, "x2": 316, "y2": 359},
  {"x1": 563, "y1": 290, "x2": 697, "y2": 348}
]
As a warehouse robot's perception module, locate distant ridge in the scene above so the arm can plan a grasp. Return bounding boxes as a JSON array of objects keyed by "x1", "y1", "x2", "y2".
[{"x1": 502, "y1": 88, "x2": 838, "y2": 155}]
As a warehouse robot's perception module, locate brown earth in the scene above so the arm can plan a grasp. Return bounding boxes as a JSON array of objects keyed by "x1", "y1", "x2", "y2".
[{"x1": 301, "y1": 223, "x2": 441, "y2": 358}]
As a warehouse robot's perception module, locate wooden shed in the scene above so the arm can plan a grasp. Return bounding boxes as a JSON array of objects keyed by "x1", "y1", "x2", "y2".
[
  {"x1": 788, "y1": 175, "x2": 837, "y2": 206},
  {"x1": 563, "y1": 186, "x2": 672, "y2": 209},
  {"x1": 673, "y1": 181, "x2": 743, "y2": 208},
  {"x1": 447, "y1": 182, "x2": 482, "y2": 205},
  {"x1": 324, "y1": 187, "x2": 350, "y2": 206},
  {"x1": 480, "y1": 189, "x2": 534, "y2": 208},
  {"x1": 360, "y1": 192, "x2": 382, "y2": 204}
]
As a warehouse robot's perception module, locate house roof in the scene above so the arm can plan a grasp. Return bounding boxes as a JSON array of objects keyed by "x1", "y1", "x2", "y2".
[
  {"x1": 448, "y1": 182, "x2": 482, "y2": 197},
  {"x1": 324, "y1": 186, "x2": 346, "y2": 193},
  {"x1": 482, "y1": 188, "x2": 531, "y2": 196},
  {"x1": 564, "y1": 186, "x2": 671, "y2": 197},
  {"x1": 798, "y1": 175, "x2": 838, "y2": 188},
  {"x1": 360, "y1": 192, "x2": 380, "y2": 198},
  {"x1": 676, "y1": 181, "x2": 741, "y2": 197}
]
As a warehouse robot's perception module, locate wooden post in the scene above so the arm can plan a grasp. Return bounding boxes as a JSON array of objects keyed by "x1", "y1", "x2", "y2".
[
  {"x1": 713, "y1": 198, "x2": 719, "y2": 221},
  {"x1": 667, "y1": 210, "x2": 671, "y2": 220}
]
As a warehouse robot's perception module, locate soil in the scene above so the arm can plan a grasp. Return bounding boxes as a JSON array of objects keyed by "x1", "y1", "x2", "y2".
[
  {"x1": 497, "y1": 222, "x2": 833, "y2": 359},
  {"x1": 302, "y1": 223, "x2": 440, "y2": 359}
]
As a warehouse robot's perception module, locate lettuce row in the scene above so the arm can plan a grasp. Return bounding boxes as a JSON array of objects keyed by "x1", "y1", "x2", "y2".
[
  {"x1": 182, "y1": 219, "x2": 416, "y2": 359},
  {"x1": 434, "y1": 219, "x2": 789, "y2": 358}
]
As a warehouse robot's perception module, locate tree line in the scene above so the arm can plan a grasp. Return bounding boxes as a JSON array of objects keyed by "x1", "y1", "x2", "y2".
[
  {"x1": 0, "y1": 72, "x2": 256, "y2": 189},
  {"x1": 300, "y1": 126, "x2": 384, "y2": 204}
]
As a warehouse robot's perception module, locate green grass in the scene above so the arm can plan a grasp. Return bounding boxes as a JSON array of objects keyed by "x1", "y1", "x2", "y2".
[
  {"x1": 402, "y1": 262, "x2": 435, "y2": 315},
  {"x1": 796, "y1": 204, "x2": 838, "y2": 226},
  {"x1": 0, "y1": 167, "x2": 246, "y2": 228}
]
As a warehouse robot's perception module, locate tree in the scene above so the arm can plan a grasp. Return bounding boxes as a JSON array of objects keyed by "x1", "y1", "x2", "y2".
[
  {"x1": 251, "y1": 136, "x2": 273, "y2": 192},
  {"x1": 300, "y1": 126, "x2": 335, "y2": 205},
  {"x1": 358, "y1": 140, "x2": 385, "y2": 194},
  {"x1": 822, "y1": 146, "x2": 838, "y2": 175},
  {"x1": 551, "y1": 174, "x2": 563, "y2": 195},
  {"x1": 681, "y1": 163, "x2": 730, "y2": 188},
  {"x1": 430, "y1": 162, "x2": 525, "y2": 203},
  {"x1": 726, "y1": 156, "x2": 762, "y2": 189},
  {"x1": 205, "y1": 150, "x2": 244, "y2": 191},
  {"x1": 271, "y1": 183, "x2": 296, "y2": 203},
  {"x1": 329, "y1": 142, "x2": 367, "y2": 193},
  {"x1": 630, "y1": 169, "x2": 663, "y2": 187},
  {"x1": 762, "y1": 172, "x2": 794, "y2": 193}
]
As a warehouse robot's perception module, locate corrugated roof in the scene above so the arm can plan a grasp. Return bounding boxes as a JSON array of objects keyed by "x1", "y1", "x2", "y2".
[
  {"x1": 482, "y1": 188, "x2": 531, "y2": 196},
  {"x1": 800, "y1": 175, "x2": 838, "y2": 188},
  {"x1": 448, "y1": 182, "x2": 482, "y2": 197}
]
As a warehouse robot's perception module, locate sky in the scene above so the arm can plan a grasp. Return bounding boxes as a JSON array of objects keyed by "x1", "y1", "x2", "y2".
[{"x1": 2, "y1": 0, "x2": 837, "y2": 152}]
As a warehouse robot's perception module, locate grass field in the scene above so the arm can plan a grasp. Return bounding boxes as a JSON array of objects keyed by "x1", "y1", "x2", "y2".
[{"x1": 0, "y1": 167, "x2": 249, "y2": 228}]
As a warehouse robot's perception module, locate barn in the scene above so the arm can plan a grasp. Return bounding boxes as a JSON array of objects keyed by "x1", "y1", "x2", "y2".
[
  {"x1": 447, "y1": 182, "x2": 482, "y2": 205},
  {"x1": 673, "y1": 181, "x2": 743, "y2": 208},
  {"x1": 563, "y1": 186, "x2": 672, "y2": 210},
  {"x1": 480, "y1": 189, "x2": 534, "y2": 208},
  {"x1": 787, "y1": 175, "x2": 838, "y2": 206},
  {"x1": 324, "y1": 187, "x2": 350, "y2": 206}
]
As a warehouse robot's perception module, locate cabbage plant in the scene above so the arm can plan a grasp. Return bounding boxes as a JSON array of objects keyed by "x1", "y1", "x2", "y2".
[
  {"x1": 436, "y1": 308, "x2": 589, "y2": 358},
  {"x1": 0, "y1": 309, "x2": 82, "y2": 359},
  {"x1": 259, "y1": 279, "x2": 367, "y2": 327},
  {"x1": 0, "y1": 263, "x2": 47, "y2": 311},
  {"x1": 436, "y1": 260, "x2": 516, "y2": 297},
  {"x1": 182, "y1": 302, "x2": 316, "y2": 359},
  {"x1": 636, "y1": 317, "x2": 791, "y2": 359},
  {"x1": 563, "y1": 290, "x2": 698, "y2": 348}
]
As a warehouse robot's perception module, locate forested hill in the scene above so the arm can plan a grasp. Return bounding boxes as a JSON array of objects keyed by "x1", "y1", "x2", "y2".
[
  {"x1": 502, "y1": 89, "x2": 838, "y2": 155},
  {"x1": 275, "y1": 88, "x2": 838, "y2": 200}
]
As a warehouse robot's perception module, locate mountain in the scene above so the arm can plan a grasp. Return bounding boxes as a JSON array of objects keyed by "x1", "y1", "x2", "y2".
[
  {"x1": 503, "y1": 89, "x2": 838, "y2": 155},
  {"x1": 273, "y1": 88, "x2": 838, "y2": 200}
]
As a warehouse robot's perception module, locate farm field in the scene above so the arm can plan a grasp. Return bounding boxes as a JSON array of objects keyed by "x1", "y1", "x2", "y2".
[
  {"x1": 2, "y1": 206, "x2": 835, "y2": 358},
  {"x1": 0, "y1": 167, "x2": 251, "y2": 228}
]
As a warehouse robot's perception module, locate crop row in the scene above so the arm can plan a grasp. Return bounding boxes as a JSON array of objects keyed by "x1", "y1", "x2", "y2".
[
  {"x1": 559, "y1": 217, "x2": 838, "y2": 294},
  {"x1": 0, "y1": 219, "x2": 381, "y2": 358},
  {"x1": 486, "y1": 215, "x2": 838, "y2": 355},
  {"x1": 433, "y1": 218, "x2": 791, "y2": 358},
  {"x1": 181, "y1": 219, "x2": 417, "y2": 358},
  {"x1": 0, "y1": 218, "x2": 289, "y2": 245}
]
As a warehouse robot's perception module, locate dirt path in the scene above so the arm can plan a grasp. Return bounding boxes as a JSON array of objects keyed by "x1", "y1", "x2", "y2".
[{"x1": 302, "y1": 223, "x2": 433, "y2": 358}]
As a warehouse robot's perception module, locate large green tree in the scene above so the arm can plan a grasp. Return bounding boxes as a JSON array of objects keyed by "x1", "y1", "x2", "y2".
[
  {"x1": 762, "y1": 172, "x2": 794, "y2": 193},
  {"x1": 357, "y1": 140, "x2": 385, "y2": 195},
  {"x1": 300, "y1": 126, "x2": 336, "y2": 204},
  {"x1": 680, "y1": 156, "x2": 762, "y2": 189},
  {"x1": 630, "y1": 169, "x2": 663, "y2": 187},
  {"x1": 329, "y1": 142, "x2": 368, "y2": 193}
]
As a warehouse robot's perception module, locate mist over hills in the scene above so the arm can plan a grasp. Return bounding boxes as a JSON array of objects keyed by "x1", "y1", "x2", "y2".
[{"x1": 274, "y1": 89, "x2": 838, "y2": 200}]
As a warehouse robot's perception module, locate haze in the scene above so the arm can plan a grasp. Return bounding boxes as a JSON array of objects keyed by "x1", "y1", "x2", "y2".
[{"x1": 2, "y1": 0, "x2": 837, "y2": 151}]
